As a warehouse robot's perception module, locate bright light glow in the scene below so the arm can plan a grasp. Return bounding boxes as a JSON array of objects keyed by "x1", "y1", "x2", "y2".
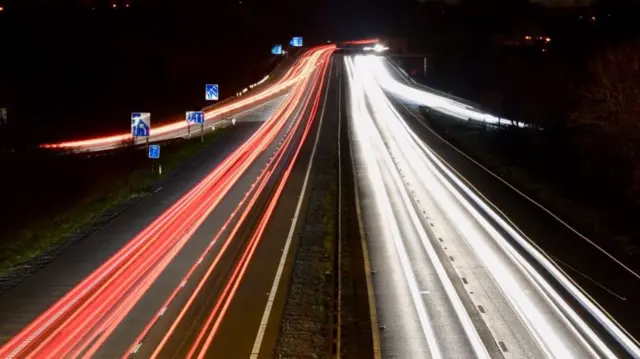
[
  {"x1": 345, "y1": 55, "x2": 491, "y2": 359},
  {"x1": 0, "y1": 46, "x2": 337, "y2": 358},
  {"x1": 346, "y1": 54, "x2": 640, "y2": 359},
  {"x1": 364, "y1": 44, "x2": 389, "y2": 53},
  {"x1": 363, "y1": 55, "x2": 525, "y2": 128}
]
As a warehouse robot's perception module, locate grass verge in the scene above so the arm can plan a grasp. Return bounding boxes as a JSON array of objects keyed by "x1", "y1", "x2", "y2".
[{"x1": 0, "y1": 130, "x2": 224, "y2": 276}]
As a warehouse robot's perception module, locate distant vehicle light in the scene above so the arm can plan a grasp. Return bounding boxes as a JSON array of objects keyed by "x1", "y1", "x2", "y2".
[
  {"x1": 112, "y1": 4, "x2": 117, "y2": 8},
  {"x1": 525, "y1": 36, "x2": 532, "y2": 40},
  {"x1": 372, "y1": 43, "x2": 389, "y2": 52},
  {"x1": 0, "y1": 6, "x2": 4, "y2": 11},
  {"x1": 545, "y1": 37, "x2": 551, "y2": 42}
]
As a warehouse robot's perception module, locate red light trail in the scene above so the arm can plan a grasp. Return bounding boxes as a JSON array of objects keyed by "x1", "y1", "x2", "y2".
[
  {"x1": 0, "y1": 45, "x2": 335, "y2": 358},
  {"x1": 40, "y1": 49, "x2": 317, "y2": 151},
  {"x1": 344, "y1": 38, "x2": 379, "y2": 45}
]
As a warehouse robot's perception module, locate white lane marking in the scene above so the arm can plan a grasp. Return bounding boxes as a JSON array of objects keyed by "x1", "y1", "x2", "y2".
[
  {"x1": 249, "y1": 56, "x2": 334, "y2": 359},
  {"x1": 384, "y1": 60, "x2": 640, "y2": 281}
]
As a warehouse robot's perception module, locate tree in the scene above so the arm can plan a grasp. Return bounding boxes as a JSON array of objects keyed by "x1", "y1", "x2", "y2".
[{"x1": 570, "y1": 41, "x2": 640, "y2": 198}]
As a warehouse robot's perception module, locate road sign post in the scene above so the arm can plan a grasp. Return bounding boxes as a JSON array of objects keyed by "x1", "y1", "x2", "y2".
[
  {"x1": 148, "y1": 144, "x2": 160, "y2": 173},
  {"x1": 131, "y1": 112, "x2": 151, "y2": 152},
  {"x1": 0, "y1": 108, "x2": 7, "y2": 126},
  {"x1": 186, "y1": 111, "x2": 205, "y2": 142},
  {"x1": 149, "y1": 144, "x2": 160, "y2": 159},
  {"x1": 424, "y1": 56, "x2": 428, "y2": 78}
]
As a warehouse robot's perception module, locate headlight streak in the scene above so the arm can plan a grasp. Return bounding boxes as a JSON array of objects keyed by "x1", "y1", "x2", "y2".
[
  {"x1": 352, "y1": 54, "x2": 640, "y2": 359},
  {"x1": 353, "y1": 56, "x2": 583, "y2": 358},
  {"x1": 363, "y1": 55, "x2": 525, "y2": 129},
  {"x1": 346, "y1": 56, "x2": 491, "y2": 359},
  {"x1": 344, "y1": 54, "x2": 444, "y2": 359},
  {"x1": 381, "y1": 57, "x2": 640, "y2": 283}
]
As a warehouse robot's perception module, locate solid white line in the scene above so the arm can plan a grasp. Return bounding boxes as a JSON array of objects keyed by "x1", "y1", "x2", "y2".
[{"x1": 249, "y1": 55, "x2": 334, "y2": 359}]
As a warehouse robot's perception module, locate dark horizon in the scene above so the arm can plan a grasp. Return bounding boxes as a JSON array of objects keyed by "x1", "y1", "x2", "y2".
[{"x1": 1, "y1": 0, "x2": 639, "y2": 146}]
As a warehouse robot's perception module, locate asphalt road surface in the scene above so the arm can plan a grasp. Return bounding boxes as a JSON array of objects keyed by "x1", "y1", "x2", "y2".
[
  {"x1": 344, "y1": 54, "x2": 640, "y2": 359},
  {"x1": 0, "y1": 45, "x2": 335, "y2": 358}
]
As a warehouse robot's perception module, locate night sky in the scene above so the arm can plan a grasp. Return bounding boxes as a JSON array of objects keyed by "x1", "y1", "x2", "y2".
[{"x1": 0, "y1": 0, "x2": 638, "y2": 144}]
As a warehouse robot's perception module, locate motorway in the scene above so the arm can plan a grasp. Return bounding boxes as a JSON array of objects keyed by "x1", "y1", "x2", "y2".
[
  {"x1": 2, "y1": 43, "x2": 640, "y2": 359},
  {"x1": 0, "y1": 45, "x2": 335, "y2": 358},
  {"x1": 343, "y1": 54, "x2": 640, "y2": 359}
]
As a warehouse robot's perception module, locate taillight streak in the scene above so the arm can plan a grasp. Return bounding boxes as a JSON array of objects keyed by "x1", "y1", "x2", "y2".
[
  {"x1": 0, "y1": 46, "x2": 335, "y2": 359},
  {"x1": 147, "y1": 48, "x2": 333, "y2": 359},
  {"x1": 188, "y1": 50, "x2": 332, "y2": 359}
]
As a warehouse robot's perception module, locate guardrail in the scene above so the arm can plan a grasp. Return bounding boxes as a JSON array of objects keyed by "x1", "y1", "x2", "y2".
[{"x1": 385, "y1": 57, "x2": 484, "y2": 110}]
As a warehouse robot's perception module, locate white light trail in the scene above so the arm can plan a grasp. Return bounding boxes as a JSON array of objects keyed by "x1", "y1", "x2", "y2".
[
  {"x1": 363, "y1": 55, "x2": 526, "y2": 128},
  {"x1": 348, "y1": 54, "x2": 640, "y2": 359}
]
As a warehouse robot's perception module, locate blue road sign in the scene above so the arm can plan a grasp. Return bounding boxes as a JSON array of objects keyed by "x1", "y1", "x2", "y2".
[
  {"x1": 131, "y1": 112, "x2": 151, "y2": 138},
  {"x1": 186, "y1": 111, "x2": 205, "y2": 124},
  {"x1": 149, "y1": 144, "x2": 160, "y2": 159},
  {"x1": 291, "y1": 37, "x2": 303, "y2": 47},
  {"x1": 205, "y1": 84, "x2": 219, "y2": 101},
  {"x1": 272, "y1": 44, "x2": 282, "y2": 55},
  {"x1": 271, "y1": 44, "x2": 283, "y2": 55}
]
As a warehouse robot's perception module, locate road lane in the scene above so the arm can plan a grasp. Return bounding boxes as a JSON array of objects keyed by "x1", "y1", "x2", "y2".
[
  {"x1": 111, "y1": 46, "x2": 334, "y2": 359},
  {"x1": 382, "y1": 56, "x2": 640, "y2": 347},
  {"x1": 0, "y1": 45, "x2": 335, "y2": 358},
  {"x1": 345, "y1": 55, "x2": 640, "y2": 358}
]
